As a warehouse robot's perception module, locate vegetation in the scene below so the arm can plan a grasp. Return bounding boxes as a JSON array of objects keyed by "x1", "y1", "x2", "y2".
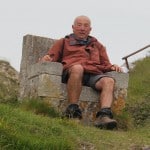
[
  {"x1": 0, "y1": 57, "x2": 150, "y2": 150},
  {"x1": 126, "y1": 56, "x2": 150, "y2": 127}
]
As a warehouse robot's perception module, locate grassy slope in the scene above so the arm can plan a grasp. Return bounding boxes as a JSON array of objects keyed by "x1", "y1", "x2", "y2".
[
  {"x1": 0, "y1": 57, "x2": 150, "y2": 150},
  {"x1": 126, "y1": 57, "x2": 150, "y2": 126},
  {"x1": 127, "y1": 56, "x2": 150, "y2": 105},
  {"x1": 0, "y1": 104, "x2": 149, "y2": 150}
]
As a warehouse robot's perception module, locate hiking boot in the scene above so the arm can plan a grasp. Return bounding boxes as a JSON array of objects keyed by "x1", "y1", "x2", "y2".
[
  {"x1": 65, "y1": 104, "x2": 82, "y2": 119},
  {"x1": 94, "y1": 108, "x2": 117, "y2": 130},
  {"x1": 94, "y1": 116, "x2": 117, "y2": 130}
]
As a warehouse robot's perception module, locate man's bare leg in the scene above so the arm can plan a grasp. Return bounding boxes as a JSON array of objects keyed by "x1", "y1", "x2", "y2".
[
  {"x1": 67, "y1": 64, "x2": 84, "y2": 104},
  {"x1": 95, "y1": 77, "x2": 114, "y2": 108},
  {"x1": 94, "y1": 77, "x2": 117, "y2": 129},
  {"x1": 65, "y1": 65, "x2": 83, "y2": 119}
]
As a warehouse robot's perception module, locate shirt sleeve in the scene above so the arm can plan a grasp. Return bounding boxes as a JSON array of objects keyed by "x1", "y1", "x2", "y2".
[
  {"x1": 47, "y1": 38, "x2": 64, "y2": 62},
  {"x1": 97, "y1": 42, "x2": 113, "y2": 72}
]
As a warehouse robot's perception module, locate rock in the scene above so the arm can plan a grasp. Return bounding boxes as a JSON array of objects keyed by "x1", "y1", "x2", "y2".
[{"x1": 0, "y1": 60, "x2": 19, "y2": 102}]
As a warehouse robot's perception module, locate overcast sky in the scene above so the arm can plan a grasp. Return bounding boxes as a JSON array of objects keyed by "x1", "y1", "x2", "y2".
[{"x1": 0, "y1": 0, "x2": 150, "y2": 71}]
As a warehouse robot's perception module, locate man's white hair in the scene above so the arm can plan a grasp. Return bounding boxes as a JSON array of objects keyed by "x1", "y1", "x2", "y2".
[{"x1": 73, "y1": 15, "x2": 91, "y2": 26}]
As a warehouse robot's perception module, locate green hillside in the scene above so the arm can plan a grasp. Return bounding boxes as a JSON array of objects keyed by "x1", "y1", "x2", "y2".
[
  {"x1": 0, "y1": 57, "x2": 150, "y2": 150},
  {"x1": 126, "y1": 56, "x2": 150, "y2": 126}
]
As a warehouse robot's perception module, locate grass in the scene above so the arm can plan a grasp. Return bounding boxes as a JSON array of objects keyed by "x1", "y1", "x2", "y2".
[
  {"x1": 0, "y1": 103, "x2": 150, "y2": 150},
  {"x1": 0, "y1": 104, "x2": 74, "y2": 150},
  {"x1": 125, "y1": 56, "x2": 150, "y2": 127},
  {"x1": 127, "y1": 56, "x2": 150, "y2": 105},
  {"x1": 0, "y1": 57, "x2": 150, "y2": 149}
]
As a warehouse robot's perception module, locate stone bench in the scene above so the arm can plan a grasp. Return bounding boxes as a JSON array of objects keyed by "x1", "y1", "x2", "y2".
[{"x1": 19, "y1": 34, "x2": 129, "y2": 125}]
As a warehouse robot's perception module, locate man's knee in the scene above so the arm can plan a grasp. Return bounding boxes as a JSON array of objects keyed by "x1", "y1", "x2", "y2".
[
  {"x1": 69, "y1": 64, "x2": 84, "y2": 74},
  {"x1": 96, "y1": 77, "x2": 115, "y2": 90},
  {"x1": 100, "y1": 77, "x2": 115, "y2": 86}
]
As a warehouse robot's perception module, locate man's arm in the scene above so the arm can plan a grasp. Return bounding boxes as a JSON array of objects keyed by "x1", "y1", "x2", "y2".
[
  {"x1": 39, "y1": 38, "x2": 64, "y2": 62},
  {"x1": 97, "y1": 42, "x2": 123, "y2": 72},
  {"x1": 111, "y1": 64, "x2": 122, "y2": 72},
  {"x1": 39, "y1": 54, "x2": 52, "y2": 62}
]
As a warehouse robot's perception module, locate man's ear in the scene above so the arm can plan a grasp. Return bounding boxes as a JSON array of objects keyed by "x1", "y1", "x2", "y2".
[{"x1": 72, "y1": 25, "x2": 74, "y2": 29}]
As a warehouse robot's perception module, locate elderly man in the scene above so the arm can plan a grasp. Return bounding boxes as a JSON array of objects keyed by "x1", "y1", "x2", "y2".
[{"x1": 40, "y1": 15, "x2": 122, "y2": 129}]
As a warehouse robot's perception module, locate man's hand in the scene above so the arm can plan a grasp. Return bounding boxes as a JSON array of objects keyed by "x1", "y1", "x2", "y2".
[
  {"x1": 39, "y1": 55, "x2": 53, "y2": 62},
  {"x1": 111, "y1": 64, "x2": 123, "y2": 72}
]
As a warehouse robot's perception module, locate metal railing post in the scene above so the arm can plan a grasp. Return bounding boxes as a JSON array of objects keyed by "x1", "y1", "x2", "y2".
[{"x1": 122, "y1": 45, "x2": 150, "y2": 70}]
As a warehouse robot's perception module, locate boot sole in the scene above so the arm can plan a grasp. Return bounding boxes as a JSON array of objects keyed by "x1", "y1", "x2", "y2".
[{"x1": 94, "y1": 121, "x2": 117, "y2": 130}]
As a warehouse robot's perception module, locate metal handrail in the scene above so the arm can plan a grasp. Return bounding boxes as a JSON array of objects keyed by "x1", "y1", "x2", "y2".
[{"x1": 122, "y1": 44, "x2": 150, "y2": 70}]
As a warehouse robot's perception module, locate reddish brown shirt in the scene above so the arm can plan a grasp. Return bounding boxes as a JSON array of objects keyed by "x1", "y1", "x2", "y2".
[{"x1": 47, "y1": 34, "x2": 112, "y2": 74}]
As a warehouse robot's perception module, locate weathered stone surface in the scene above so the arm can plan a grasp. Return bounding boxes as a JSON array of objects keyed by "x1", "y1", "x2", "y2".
[
  {"x1": 38, "y1": 73, "x2": 63, "y2": 98},
  {"x1": 0, "y1": 60, "x2": 19, "y2": 102},
  {"x1": 19, "y1": 34, "x2": 129, "y2": 124},
  {"x1": 28, "y1": 62, "x2": 63, "y2": 79},
  {"x1": 19, "y1": 35, "x2": 56, "y2": 99}
]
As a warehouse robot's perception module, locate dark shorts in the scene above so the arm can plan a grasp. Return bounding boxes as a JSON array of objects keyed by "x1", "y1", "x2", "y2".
[{"x1": 62, "y1": 71, "x2": 114, "y2": 89}]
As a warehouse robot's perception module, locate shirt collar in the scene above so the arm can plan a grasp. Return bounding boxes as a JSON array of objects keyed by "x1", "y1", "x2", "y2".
[{"x1": 69, "y1": 34, "x2": 92, "y2": 46}]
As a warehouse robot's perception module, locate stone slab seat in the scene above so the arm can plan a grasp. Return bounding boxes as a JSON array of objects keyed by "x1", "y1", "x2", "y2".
[{"x1": 19, "y1": 34, "x2": 129, "y2": 125}]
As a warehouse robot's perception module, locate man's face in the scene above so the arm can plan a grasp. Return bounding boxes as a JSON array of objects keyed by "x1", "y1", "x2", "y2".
[{"x1": 72, "y1": 17, "x2": 92, "y2": 40}]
